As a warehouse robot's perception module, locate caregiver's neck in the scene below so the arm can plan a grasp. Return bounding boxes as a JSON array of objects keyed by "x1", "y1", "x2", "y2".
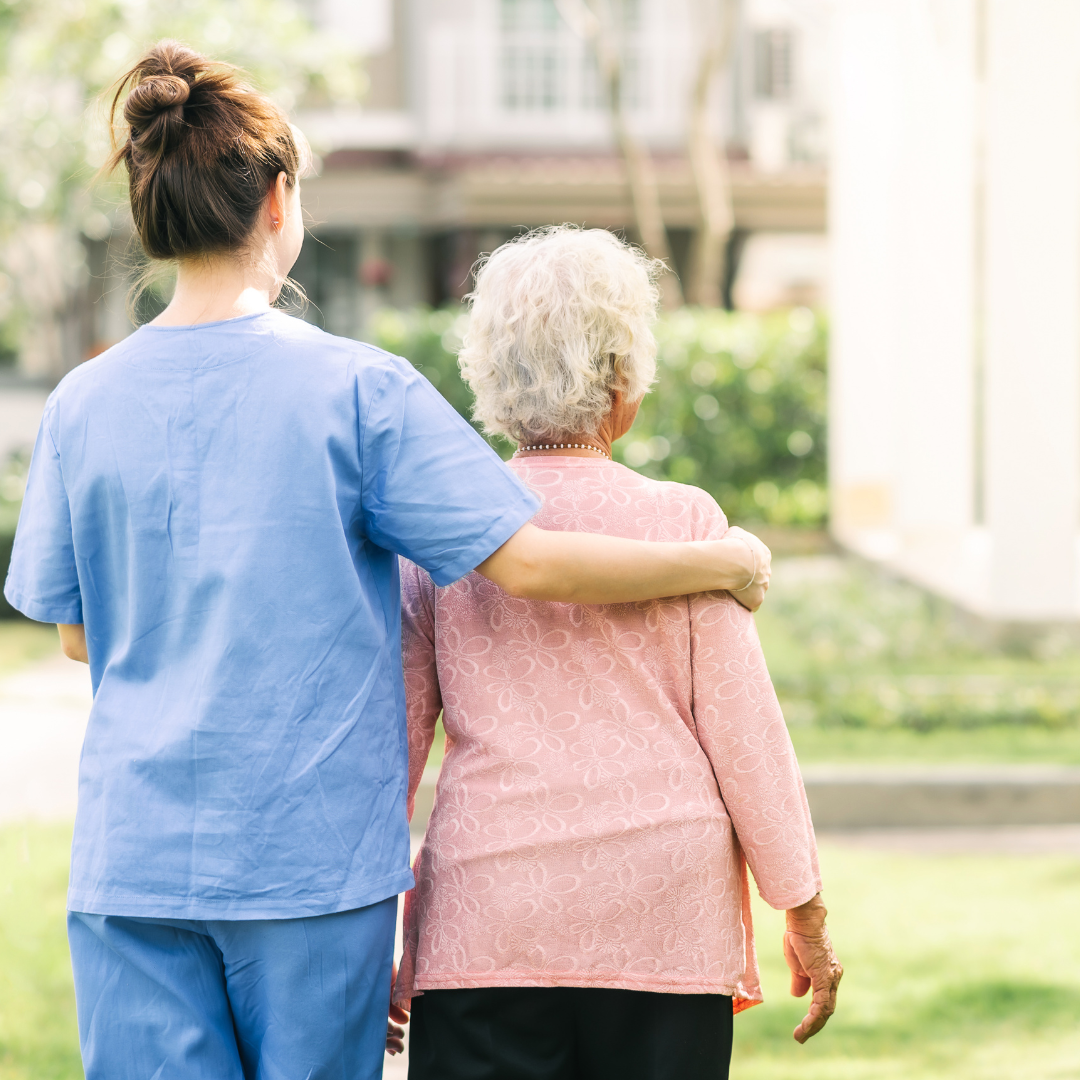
[{"x1": 151, "y1": 257, "x2": 277, "y2": 327}]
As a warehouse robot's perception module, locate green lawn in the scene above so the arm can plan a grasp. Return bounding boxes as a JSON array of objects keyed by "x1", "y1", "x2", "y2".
[
  {"x1": 0, "y1": 825, "x2": 80, "y2": 1080},
  {"x1": 2, "y1": 825, "x2": 1078, "y2": 1080},
  {"x1": 735, "y1": 842, "x2": 1080, "y2": 1080},
  {"x1": 755, "y1": 557, "x2": 1080, "y2": 766}
]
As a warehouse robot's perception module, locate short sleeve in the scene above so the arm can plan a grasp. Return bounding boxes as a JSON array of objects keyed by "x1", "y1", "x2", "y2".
[
  {"x1": 358, "y1": 356, "x2": 540, "y2": 586},
  {"x1": 3, "y1": 399, "x2": 83, "y2": 624}
]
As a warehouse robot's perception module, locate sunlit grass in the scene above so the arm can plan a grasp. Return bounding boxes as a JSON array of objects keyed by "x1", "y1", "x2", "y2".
[
  {"x1": 788, "y1": 724, "x2": 1080, "y2": 765},
  {"x1": 0, "y1": 823, "x2": 79, "y2": 1080},
  {"x1": 735, "y1": 842, "x2": 1080, "y2": 1080},
  {"x1": 2, "y1": 826, "x2": 1077, "y2": 1080}
]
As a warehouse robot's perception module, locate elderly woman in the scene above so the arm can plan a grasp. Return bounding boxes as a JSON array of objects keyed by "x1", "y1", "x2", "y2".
[{"x1": 392, "y1": 227, "x2": 841, "y2": 1080}]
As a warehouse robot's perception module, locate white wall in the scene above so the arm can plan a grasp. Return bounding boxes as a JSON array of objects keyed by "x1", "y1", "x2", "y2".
[
  {"x1": 830, "y1": 0, "x2": 1080, "y2": 622},
  {"x1": 983, "y1": 0, "x2": 1080, "y2": 619}
]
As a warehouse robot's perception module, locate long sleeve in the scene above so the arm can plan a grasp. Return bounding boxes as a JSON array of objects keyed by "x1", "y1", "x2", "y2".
[
  {"x1": 400, "y1": 558, "x2": 442, "y2": 823},
  {"x1": 396, "y1": 557, "x2": 442, "y2": 1005},
  {"x1": 689, "y1": 591, "x2": 821, "y2": 911}
]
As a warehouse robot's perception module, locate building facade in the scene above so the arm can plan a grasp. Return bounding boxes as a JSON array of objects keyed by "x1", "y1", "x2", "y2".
[{"x1": 291, "y1": 0, "x2": 830, "y2": 338}]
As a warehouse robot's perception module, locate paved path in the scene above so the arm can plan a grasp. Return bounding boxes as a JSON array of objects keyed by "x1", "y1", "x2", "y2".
[
  {"x1": 818, "y1": 823, "x2": 1080, "y2": 855},
  {"x1": 0, "y1": 653, "x2": 92, "y2": 823}
]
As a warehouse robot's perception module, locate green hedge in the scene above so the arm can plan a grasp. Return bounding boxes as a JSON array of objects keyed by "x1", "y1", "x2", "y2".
[
  {"x1": 758, "y1": 559, "x2": 1080, "y2": 732},
  {"x1": 0, "y1": 452, "x2": 26, "y2": 618},
  {"x1": 368, "y1": 305, "x2": 827, "y2": 526}
]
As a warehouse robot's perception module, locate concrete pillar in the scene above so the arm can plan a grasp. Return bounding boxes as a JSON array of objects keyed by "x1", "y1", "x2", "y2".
[
  {"x1": 829, "y1": 0, "x2": 1080, "y2": 622},
  {"x1": 983, "y1": 0, "x2": 1080, "y2": 619},
  {"x1": 829, "y1": 0, "x2": 906, "y2": 554}
]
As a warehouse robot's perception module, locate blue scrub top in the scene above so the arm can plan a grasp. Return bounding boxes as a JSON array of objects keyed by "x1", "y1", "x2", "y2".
[{"x1": 4, "y1": 310, "x2": 539, "y2": 919}]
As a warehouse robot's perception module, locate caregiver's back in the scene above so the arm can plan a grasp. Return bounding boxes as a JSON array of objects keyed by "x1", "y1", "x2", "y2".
[{"x1": 3, "y1": 42, "x2": 540, "y2": 919}]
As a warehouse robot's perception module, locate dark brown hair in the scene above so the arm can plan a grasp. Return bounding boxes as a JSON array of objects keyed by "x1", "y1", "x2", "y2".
[{"x1": 108, "y1": 41, "x2": 302, "y2": 260}]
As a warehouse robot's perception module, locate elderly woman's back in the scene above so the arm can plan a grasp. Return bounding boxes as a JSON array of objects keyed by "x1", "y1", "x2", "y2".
[
  {"x1": 393, "y1": 226, "x2": 838, "y2": 1080},
  {"x1": 397, "y1": 455, "x2": 819, "y2": 1007}
]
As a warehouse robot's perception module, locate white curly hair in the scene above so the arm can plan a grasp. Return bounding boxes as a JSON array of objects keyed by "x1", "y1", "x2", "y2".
[{"x1": 458, "y1": 225, "x2": 662, "y2": 442}]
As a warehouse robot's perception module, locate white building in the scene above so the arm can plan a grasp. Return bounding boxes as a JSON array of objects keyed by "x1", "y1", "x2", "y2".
[
  {"x1": 291, "y1": 0, "x2": 830, "y2": 335},
  {"x1": 829, "y1": 0, "x2": 1080, "y2": 624},
  {"x1": 8, "y1": 0, "x2": 829, "y2": 381}
]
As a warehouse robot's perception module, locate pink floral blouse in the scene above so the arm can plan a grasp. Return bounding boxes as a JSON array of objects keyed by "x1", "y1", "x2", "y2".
[{"x1": 395, "y1": 457, "x2": 821, "y2": 1012}]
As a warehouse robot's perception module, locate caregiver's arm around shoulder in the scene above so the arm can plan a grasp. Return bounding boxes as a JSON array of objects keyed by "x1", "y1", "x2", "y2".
[
  {"x1": 476, "y1": 522, "x2": 771, "y2": 610},
  {"x1": 58, "y1": 623, "x2": 88, "y2": 663}
]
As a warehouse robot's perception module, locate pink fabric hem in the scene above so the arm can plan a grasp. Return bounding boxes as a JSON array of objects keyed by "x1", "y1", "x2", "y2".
[{"x1": 396, "y1": 972, "x2": 763, "y2": 1010}]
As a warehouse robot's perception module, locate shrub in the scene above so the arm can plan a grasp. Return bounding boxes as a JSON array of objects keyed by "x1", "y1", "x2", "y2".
[
  {"x1": 0, "y1": 450, "x2": 27, "y2": 618},
  {"x1": 758, "y1": 558, "x2": 1080, "y2": 732},
  {"x1": 368, "y1": 305, "x2": 828, "y2": 526}
]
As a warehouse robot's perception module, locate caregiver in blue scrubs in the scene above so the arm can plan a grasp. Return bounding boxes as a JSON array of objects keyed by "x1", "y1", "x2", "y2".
[{"x1": 3, "y1": 41, "x2": 771, "y2": 1080}]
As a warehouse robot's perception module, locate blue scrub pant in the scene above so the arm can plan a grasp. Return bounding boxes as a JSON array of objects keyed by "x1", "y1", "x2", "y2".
[{"x1": 67, "y1": 897, "x2": 397, "y2": 1080}]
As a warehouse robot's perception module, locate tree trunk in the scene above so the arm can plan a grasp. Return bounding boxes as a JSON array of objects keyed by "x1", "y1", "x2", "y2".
[
  {"x1": 558, "y1": 0, "x2": 683, "y2": 308},
  {"x1": 686, "y1": 0, "x2": 738, "y2": 307},
  {"x1": 605, "y1": 66, "x2": 684, "y2": 309}
]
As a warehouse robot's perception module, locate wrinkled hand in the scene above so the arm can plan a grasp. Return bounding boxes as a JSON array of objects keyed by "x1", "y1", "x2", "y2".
[
  {"x1": 386, "y1": 964, "x2": 410, "y2": 1056},
  {"x1": 784, "y1": 896, "x2": 842, "y2": 1044},
  {"x1": 726, "y1": 526, "x2": 772, "y2": 612},
  {"x1": 386, "y1": 1018, "x2": 406, "y2": 1056}
]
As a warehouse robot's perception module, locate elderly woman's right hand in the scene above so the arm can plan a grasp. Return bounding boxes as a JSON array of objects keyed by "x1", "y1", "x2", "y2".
[{"x1": 725, "y1": 526, "x2": 772, "y2": 611}]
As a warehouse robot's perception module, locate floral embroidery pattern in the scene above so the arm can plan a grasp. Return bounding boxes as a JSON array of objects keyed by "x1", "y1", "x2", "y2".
[{"x1": 395, "y1": 459, "x2": 821, "y2": 1011}]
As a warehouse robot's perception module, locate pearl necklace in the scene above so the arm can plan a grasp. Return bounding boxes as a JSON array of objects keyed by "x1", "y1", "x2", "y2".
[{"x1": 515, "y1": 442, "x2": 610, "y2": 459}]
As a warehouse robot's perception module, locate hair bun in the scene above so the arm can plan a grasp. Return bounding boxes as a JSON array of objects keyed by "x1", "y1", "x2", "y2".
[
  {"x1": 125, "y1": 73, "x2": 190, "y2": 119},
  {"x1": 123, "y1": 72, "x2": 191, "y2": 154}
]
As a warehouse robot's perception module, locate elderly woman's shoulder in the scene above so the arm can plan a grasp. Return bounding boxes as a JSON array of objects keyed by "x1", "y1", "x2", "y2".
[{"x1": 626, "y1": 469, "x2": 729, "y2": 541}]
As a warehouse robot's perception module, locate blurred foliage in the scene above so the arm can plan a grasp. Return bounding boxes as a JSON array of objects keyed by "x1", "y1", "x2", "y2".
[
  {"x1": 756, "y1": 556, "x2": 1080, "y2": 734},
  {"x1": 368, "y1": 305, "x2": 828, "y2": 526},
  {"x1": 0, "y1": 0, "x2": 365, "y2": 365},
  {"x1": 0, "y1": 450, "x2": 29, "y2": 617},
  {"x1": 624, "y1": 306, "x2": 827, "y2": 525},
  {"x1": 0, "y1": 449, "x2": 28, "y2": 536}
]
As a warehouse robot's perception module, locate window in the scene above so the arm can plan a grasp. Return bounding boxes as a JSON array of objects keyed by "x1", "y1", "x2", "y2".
[
  {"x1": 500, "y1": 0, "x2": 559, "y2": 31},
  {"x1": 754, "y1": 28, "x2": 794, "y2": 101},
  {"x1": 502, "y1": 44, "x2": 564, "y2": 110},
  {"x1": 500, "y1": 0, "x2": 564, "y2": 111},
  {"x1": 499, "y1": 0, "x2": 647, "y2": 114}
]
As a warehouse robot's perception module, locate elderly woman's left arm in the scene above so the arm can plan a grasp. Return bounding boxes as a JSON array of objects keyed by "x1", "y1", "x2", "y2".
[
  {"x1": 400, "y1": 559, "x2": 443, "y2": 824},
  {"x1": 387, "y1": 559, "x2": 445, "y2": 1052},
  {"x1": 689, "y1": 590, "x2": 842, "y2": 1042}
]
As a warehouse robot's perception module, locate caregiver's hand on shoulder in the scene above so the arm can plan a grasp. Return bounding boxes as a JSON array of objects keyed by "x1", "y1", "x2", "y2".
[
  {"x1": 724, "y1": 527, "x2": 772, "y2": 612},
  {"x1": 784, "y1": 893, "x2": 842, "y2": 1044}
]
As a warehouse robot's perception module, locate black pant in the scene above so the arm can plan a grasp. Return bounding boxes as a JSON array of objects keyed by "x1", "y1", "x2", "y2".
[{"x1": 408, "y1": 986, "x2": 733, "y2": 1080}]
